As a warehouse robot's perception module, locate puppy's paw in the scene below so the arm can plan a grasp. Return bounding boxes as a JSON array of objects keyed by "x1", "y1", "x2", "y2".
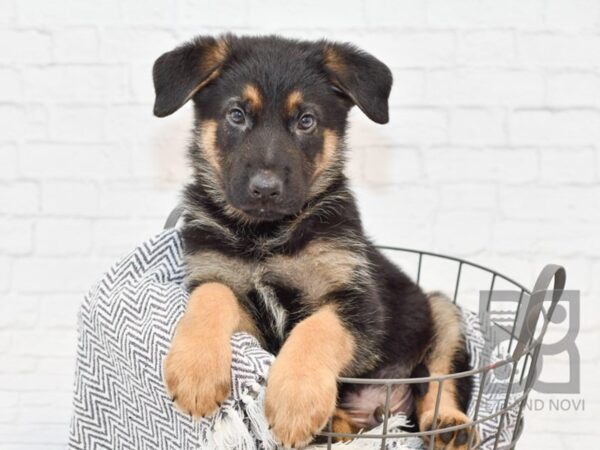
[
  {"x1": 164, "y1": 331, "x2": 231, "y2": 418},
  {"x1": 331, "y1": 409, "x2": 361, "y2": 442},
  {"x1": 420, "y1": 408, "x2": 479, "y2": 450},
  {"x1": 265, "y1": 361, "x2": 337, "y2": 449}
]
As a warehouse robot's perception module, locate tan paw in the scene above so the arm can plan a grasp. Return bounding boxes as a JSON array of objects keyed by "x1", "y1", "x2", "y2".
[
  {"x1": 164, "y1": 331, "x2": 231, "y2": 418},
  {"x1": 331, "y1": 408, "x2": 360, "y2": 442},
  {"x1": 420, "y1": 408, "x2": 480, "y2": 450},
  {"x1": 265, "y1": 362, "x2": 337, "y2": 449}
]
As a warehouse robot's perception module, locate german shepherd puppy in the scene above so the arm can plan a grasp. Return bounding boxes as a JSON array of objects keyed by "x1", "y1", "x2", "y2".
[{"x1": 154, "y1": 34, "x2": 476, "y2": 449}]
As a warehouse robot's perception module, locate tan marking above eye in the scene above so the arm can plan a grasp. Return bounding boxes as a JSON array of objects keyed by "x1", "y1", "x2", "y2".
[
  {"x1": 286, "y1": 90, "x2": 303, "y2": 114},
  {"x1": 243, "y1": 84, "x2": 263, "y2": 110}
]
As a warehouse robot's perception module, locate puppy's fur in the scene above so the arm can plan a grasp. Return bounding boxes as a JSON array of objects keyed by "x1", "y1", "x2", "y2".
[{"x1": 155, "y1": 34, "x2": 476, "y2": 449}]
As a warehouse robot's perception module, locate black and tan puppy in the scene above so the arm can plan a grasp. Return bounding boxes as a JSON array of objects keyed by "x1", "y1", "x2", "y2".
[{"x1": 154, "y1": 34, "x2": 476, "y2": 449}]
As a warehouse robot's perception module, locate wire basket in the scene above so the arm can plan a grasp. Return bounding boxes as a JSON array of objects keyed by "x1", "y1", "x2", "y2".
[
  {"x1": 315, "y1": 246, "x2": 566, "y2": 450},
  {"x1": 164, "y1": 208, "x2": 566, "y2": 450}
]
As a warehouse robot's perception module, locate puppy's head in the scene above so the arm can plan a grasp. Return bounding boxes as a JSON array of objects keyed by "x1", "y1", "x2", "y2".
[{"x1": 153, "y1": 34, "x2": 392, "y2": 222}]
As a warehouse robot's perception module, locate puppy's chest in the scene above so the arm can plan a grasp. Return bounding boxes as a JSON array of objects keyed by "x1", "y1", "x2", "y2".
[
  {"x1": 185, "y1": 240, "x2": 362, "y2": 346},
  {"x1": 186, "y1": 241, "x2": 359, "y2": 301}
]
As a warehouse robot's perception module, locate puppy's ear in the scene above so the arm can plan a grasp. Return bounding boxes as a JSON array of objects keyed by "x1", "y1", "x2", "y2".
[
  {"x1": 153, "y1": 36, "x2": 230, "y2": 117},
  {"x1": 322, "y1": 43, "x2": 393, "y2": 124}
]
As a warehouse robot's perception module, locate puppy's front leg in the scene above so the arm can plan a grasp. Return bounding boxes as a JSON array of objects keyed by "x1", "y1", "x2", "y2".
[
  {"x1": 164, "y1": 282, "x2": 243, "y2": 418},
  {"x1": 265, "y1": 305, "x2": 355, "y2": 448}
]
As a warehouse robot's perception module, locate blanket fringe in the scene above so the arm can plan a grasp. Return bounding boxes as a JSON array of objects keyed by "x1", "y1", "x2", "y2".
[
  {"x1": 203, "y1": 403, "x2": 256, "y2": 450},
  {"x1": 242, "y1": 382, "x2": 277, "y2": 449}
]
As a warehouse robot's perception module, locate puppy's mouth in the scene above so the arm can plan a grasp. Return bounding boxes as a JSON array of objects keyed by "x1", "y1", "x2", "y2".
[
  {"x1": 239, "y1": 207, "x2": 293, "y2": 221},
  {"x1": 224, "y1": 187, "x2": 306, "y2": 223}
]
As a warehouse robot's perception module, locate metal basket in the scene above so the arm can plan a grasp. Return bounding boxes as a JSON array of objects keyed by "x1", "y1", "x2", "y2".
[
  {"x1": 163, "y1": 209, "x2": 566, "y2": 450},
  {"x1": 316, "y1": 246, "x2": 566, "y2": 450}
]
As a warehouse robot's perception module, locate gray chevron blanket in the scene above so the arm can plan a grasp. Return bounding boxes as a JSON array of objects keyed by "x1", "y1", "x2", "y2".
[{"x1": 69, "y1": 229, "x2": 518, "y2": 449}]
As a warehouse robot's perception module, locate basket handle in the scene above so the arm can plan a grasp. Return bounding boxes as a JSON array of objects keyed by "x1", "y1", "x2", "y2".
[
  {"x1": 512, "y1": 264, "x2": 566, "y2": 360},
  {"x1": 164, "y1": 205, "x2": 184, "y2": 229}
]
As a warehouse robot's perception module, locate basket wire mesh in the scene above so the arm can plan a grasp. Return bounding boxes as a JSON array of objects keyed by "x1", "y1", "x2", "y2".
[{"x1": 315, "y1": 247, "x2": 566, "y2": 450}]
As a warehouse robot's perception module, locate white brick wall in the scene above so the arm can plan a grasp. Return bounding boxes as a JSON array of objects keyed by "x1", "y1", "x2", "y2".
[{"x1": 1, "y1": 0, "x2": 599, "y2": 447}]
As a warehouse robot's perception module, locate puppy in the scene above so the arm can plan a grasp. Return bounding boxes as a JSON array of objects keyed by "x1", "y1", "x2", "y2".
[{"x1": 154, "y1": 34, "x2": 476, "y2": 449}]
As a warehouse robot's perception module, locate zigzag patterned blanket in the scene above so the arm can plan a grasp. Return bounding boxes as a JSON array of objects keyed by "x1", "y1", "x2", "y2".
[{"x1": 69, "y1": 229, "x2": 517, "y2": 449}]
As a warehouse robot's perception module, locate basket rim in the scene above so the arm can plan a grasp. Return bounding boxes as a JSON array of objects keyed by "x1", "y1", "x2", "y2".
[{"x1": 375, "y1": 244, "x2": 531, "y2": 295}]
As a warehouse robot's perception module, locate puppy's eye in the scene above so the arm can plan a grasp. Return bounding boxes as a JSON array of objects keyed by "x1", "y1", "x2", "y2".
[
  {"x1": 228, "y1": 107, "x2": 246, "y2": 125},
  {"x1": 297, "y1": 113, "x2": 316, "y2": 131}
]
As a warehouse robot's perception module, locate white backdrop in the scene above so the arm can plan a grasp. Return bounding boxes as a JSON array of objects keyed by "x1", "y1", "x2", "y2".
[{"x1": 1, "y1": 0, "x2": 599, "y2": 448}]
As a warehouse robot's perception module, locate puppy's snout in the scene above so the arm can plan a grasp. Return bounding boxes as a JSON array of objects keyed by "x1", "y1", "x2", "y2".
[{"x1": 249, "y1": 171, "x2": 283, "y2": 200}]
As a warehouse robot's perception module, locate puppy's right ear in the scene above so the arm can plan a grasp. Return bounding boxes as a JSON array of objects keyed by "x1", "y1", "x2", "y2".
[{"x1": 152, "y1": 36, "x2": 229, "y2": 118}]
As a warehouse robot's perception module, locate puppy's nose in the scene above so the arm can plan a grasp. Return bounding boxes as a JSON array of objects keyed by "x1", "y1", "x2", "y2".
[{"x1": 249, "y1": 171, "x2": 283, "y2": 200}]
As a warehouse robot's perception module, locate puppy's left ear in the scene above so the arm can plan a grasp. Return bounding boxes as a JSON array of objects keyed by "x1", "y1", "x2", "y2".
[
  {"x1": 153, "y1": 35, "x2": 230, "y2": 118},
  {"x1": 322, "y1": 43, "x2": 393, "y2": 124}
]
